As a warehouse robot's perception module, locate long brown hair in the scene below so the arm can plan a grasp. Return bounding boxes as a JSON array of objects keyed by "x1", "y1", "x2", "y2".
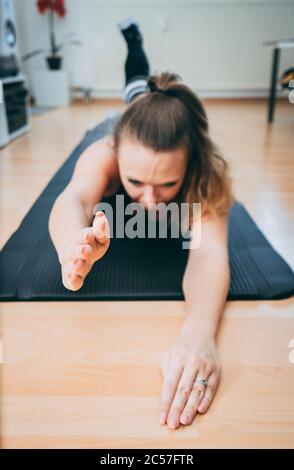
[{"x1": 112, "y1": 72, "x2": 235, "y2": 227}]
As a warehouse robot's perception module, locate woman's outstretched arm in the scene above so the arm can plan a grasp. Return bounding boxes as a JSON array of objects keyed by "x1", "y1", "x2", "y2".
[
  {"x1": 181, "y1": 214, "x2": 230, "y2": 337},
  {"x1": 158, "y1": 214, "x2": 230, "y2": 429}
]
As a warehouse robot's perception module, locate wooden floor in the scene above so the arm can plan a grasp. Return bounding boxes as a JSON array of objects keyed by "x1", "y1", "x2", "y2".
[{"x1": 0, "y1": 98, "x2": 293, "y2": 448}]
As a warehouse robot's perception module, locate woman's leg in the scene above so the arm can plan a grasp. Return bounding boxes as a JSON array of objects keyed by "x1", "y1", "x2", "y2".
[{"x1": 118, "y1": 16, "x2": 150, "y2": 103}]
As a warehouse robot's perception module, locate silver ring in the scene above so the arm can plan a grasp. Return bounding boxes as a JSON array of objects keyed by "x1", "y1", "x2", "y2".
[{"x1": 195, "y1": 377, "x2": 208, "y2": 387}]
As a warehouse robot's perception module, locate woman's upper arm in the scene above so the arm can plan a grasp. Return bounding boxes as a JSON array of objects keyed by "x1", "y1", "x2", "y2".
[{"x1": 64, "y1": 138, "x2": 115, "y2": 217}]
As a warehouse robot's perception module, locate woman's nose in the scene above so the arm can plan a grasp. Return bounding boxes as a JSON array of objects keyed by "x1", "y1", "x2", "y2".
[{"x1": 141, "y1": 186, "x2": 157, "y2": 205}]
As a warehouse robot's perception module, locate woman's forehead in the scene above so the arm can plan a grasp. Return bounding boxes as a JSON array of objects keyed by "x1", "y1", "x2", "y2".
[
  {"x1": 119, "y1": 145, "x2": 187, "y2": 182},
  {"x1": 118, "y1": 135, "x2": 188, "y2": 163}
]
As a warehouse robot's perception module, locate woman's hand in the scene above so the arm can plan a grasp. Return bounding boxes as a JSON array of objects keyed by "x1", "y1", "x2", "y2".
[
  {"x1": 159, "y1": 332, "x2": 221, "y2": 429},
  {"x1": 60, "y1": 211, "x2": 110, "y2": 291}
]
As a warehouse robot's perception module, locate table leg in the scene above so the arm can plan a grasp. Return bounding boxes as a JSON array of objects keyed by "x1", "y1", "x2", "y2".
[{"x1": 268, "y1": 47, "x2": 280, "y2": 123}]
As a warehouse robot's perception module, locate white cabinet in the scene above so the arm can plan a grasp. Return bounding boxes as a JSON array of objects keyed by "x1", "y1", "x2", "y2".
[{"x1": 0, "y1": 74, "x2": 31, "y2": 148}]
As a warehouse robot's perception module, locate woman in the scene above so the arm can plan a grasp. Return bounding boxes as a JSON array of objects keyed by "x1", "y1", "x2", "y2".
[{"x1": 49, "y1": 16, "x2": 235, "y2": 430}]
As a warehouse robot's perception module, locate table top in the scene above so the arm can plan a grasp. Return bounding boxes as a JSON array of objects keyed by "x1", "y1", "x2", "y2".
[{"x1": 264, "y1": 38, "x2": 294, "y2": 49}]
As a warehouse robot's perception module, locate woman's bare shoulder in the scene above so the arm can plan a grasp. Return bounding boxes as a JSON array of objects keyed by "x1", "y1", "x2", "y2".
[
  {"x1": 76, "y1": 135, "x2": 120, "y2": 196},
  {"x1": 83, "y1": 134, "x2": 115, "y2": 157}
]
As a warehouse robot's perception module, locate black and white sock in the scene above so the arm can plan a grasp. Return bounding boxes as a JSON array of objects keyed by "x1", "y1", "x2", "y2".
[
  {"x1": 123, "y1": 75, "x2": 149, "y2": 103},
  {"x1": 118, "y1": 16, "x2": 150, "y2": 103}
]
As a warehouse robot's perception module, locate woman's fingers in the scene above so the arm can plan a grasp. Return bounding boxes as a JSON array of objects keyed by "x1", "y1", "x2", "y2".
[
  {"x1": 61, "y1": 215, "x2": 111, "y2": 292},
  {"x1": 91, "y1": 211, "x2": 111, "y2": 261},
  {"x1": 65, "y1": 243, "x2": 94, "y2": 263},
  {"x1": 61, "y1": 229, "x2": 94, "y2": 290},
  {"x1": 159, "y1": 337, "x2": 221, "y2": 428},
  {"x1": 166, "y1": 360, "x2": 199, "y2": 429},
  {"x1": 67, "y1": 272, "x2": 84, "y2": 290},
  {"x1": 179, "y1": 367, "x2": 211, "y2": 425},
  {"x1": 197, "y1": 372, "x2": 219, "y2": 414},
  {"x1": 76, "y1": 227, "x2": 95, "y2": 245},
  {"x1": 65, "y1": 258, "x2": 92, "y2": 278},
  {"x1": 61, "y1": 268, "x2": 84, "y2": 291},
  {"x1": 92, "y1": 211, "x2": 110, "y2": 244},
  {"x1": 62, "y1": 256, "x2": 92, "y2": 291},
  {"x1": 159, "y1": 358, "x2": 184, "y2": 427}
]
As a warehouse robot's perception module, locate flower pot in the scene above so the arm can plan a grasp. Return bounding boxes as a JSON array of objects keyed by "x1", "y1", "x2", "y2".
[
  {"x1": 32, "y1": 70, "x2": 70, "y2": 107},
  {"x1": 46, "y1": 56, "x2": 62, "y2": 70}
]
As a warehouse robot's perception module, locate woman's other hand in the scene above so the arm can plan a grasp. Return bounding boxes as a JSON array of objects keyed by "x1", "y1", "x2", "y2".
[{"x1": 159, "y1": 333, "x2": 221, "y2": 429}]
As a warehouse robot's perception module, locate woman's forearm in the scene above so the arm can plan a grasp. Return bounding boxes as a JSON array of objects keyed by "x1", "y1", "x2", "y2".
[
  {"x1": 181, "y1": 248, "x2": 230, "y2": 339},
  {"x1": 48, "y1": 190, "x2": 92, "y2": 264}
]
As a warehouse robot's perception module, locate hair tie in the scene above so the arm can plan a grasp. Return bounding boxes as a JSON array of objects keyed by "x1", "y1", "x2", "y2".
[{"x1": 148, "y1": 81, "x2": 167, "y2": 95}]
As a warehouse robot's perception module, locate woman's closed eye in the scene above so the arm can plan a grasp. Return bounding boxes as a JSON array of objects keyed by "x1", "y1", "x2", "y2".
[
  {"x1": 128, "y1": 179, "x2": 143, "y2": 187},
  {"x1": 163, "y1": 182, "x2": 177, "y2": 187},
  {"x1": 128, "y1": 178, "x2": 177, "y2": 188}
]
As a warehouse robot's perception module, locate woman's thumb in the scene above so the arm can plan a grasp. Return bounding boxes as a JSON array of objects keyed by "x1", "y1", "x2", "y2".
[{"x1": 92, "y1": 211, "x2": 110, "y2": 244}]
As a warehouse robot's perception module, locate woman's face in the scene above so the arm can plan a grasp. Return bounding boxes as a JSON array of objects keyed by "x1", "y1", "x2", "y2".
[{"x1": 117, "y1": 135, "x2": 188, "y2": 209}]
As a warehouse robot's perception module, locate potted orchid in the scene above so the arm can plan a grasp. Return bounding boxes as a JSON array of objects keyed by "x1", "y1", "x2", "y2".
[{"x1": 23, "y1": 0, "x2": 81, "y2": 70}]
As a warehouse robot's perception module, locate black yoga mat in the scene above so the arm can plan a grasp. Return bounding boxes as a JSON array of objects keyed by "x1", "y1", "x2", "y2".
[{"x1": 0, "y1": 116, "x2": 293, "y2": 301}]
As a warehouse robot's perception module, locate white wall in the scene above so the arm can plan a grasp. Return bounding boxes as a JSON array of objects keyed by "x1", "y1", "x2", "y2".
[{"x1": 14, "y1": 0, "x2": 294, "y2": 98}]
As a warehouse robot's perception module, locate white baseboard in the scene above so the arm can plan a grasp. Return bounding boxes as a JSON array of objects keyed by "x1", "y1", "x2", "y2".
[{"x1": 71, "y1": 87, "x2": 290, "y2": 100}]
